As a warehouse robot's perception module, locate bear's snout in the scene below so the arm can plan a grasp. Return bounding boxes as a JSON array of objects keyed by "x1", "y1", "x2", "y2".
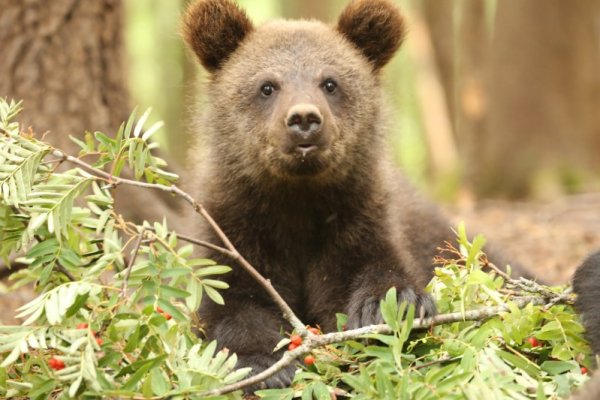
[{"x1": 285, "y1": 103, "x2": 323, "y2": 156}]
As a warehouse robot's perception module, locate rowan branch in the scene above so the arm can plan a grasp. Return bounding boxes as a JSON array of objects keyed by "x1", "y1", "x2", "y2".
[
  {"x1": 120, "y1": 227, "x2": 146, "y2": 299},
  {"x1": 145, "y1": 226, "x2": 236, "y2": 259},
  {"x1": 48, "y1": 147, "x2": 306, "y2": 332},
  {"x1": 197, "y1": 294, "x2": 570, "y2": 396}
]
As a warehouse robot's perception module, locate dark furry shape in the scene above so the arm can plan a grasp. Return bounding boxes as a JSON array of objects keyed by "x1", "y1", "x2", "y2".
[
  {"x1": 182, "y1": 0, "x2": 490, "y2": 392},
  {"x1": 573, "y1": 251, "x2": 600, "y2": 354},
  {"x1": 182, "y1": 0, "x2": 253, "y2": 72},
  {"x1": 337, "y1": 0, "x2": 406, "y2": 71}
]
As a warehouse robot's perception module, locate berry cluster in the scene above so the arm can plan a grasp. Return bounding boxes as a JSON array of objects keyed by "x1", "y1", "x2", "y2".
[
  {"x1": 76, "y1": 322, "x2": 104, "y2": 345},
  {"x1": 287, "y1": 327, "x2": 321, "y2": 366},
  {"x1": 156, "y1": 307, "x2": 173, "y2": 320},
  {"x1": 48, "y1": 357, "x2": 65, "y2": 371}
]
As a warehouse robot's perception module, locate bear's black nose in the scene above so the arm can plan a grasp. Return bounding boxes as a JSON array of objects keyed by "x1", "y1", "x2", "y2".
[{"x1": 286, "y1": 103, "x2": 322, "y2": 136}]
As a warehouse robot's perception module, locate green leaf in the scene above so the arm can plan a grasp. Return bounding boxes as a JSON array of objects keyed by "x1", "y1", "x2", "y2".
[
  {"x1": 156, "y1": 299, "x2": 187, "y2": 321},
  {"x1": 540, "y1": 360, "x2": 578, "y2": 375},
  {"x1": 204, "y1": 285, "x2": 225, "y2": 305},
  {"x1": 159, "y1": 284, "x2": 191, "y2": 299},
  {"x1": 122, "y1": 324, "x2": 149, "y2": 353},
  {"x1": 150, "y1": 367, "x2": 169, "y2": 396},
  {"x1": 255, "y1": 388, "x2": 294, "y2": 400},
  {"x1": 121, "y1": 355, "x2": 166, "y2": 392},
  {"x1": 186, "y1": 278, "x2": 202, "y2": 312}
]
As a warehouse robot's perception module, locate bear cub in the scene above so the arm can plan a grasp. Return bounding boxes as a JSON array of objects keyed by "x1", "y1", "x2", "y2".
[{"x1": 183, "y1": 0, "x2": 454, "y2": 389}]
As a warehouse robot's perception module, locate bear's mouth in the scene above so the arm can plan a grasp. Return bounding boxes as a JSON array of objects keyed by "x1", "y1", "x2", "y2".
[
  {"x1": 281, "y1": 140, "x2": 325, "y2": 158},
  {"x1": 275, "y1": 144, "x2": 330, "y2": 176},
  {"x1": 295, "y1": 143, "x2": 319, "y2": 157}
]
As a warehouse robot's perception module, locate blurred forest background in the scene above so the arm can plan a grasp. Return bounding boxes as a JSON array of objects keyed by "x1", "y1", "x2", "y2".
[{"x1": 1, "y1": 0, "x2": 600, "y2": 282}]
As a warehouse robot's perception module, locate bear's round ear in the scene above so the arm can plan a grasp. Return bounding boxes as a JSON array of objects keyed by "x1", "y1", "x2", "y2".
[
  {"x1": 337, "y1": 0, "x2": 406, "y2": 71},
  {"x1": 182, "y1": 0, "x2": 254, "y2": 72}
]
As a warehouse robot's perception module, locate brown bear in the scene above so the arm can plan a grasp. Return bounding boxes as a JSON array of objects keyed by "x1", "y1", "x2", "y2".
[
  {"x1": 571, "y1": 251, "x2": 600, "y2": 399},
  {"x1": 181, "y1": 0, "x2": 485, "y2": 389},
  {"x1": 573, "y1": 251, "x2": 600, "y2": 356}
]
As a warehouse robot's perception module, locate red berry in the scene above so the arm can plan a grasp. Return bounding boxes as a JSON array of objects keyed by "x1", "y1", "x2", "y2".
[
  {"x1": 308, "y1": 327, "x2": 320, "y2": 335},
  {"x1": 156, "y1": 307, "x2": 164, "y2": 313},
  {"x1": 290, "y1": 334, "x2": 303, "y2": 346},
  {"x1": 288, "y1": 343, "x2": 299, "y2": 351},
  {"x1": 96, "y1": 337, "x2": 104, "y2": 345},
  {"x1": 49, "y1": 357, "x2": 65, "y2": 370},
  {"x1": 164, "y1": 313, "x2": 172, "y2": 320},
  {"x1": 582, "y1": 366, "x2": 589, "y2": 374},
  {"x1": 304, "y1": 355, "x2": 315, "y2": 366},
  {"x1": 76, "y1": 323, "x2": 88, "y2": 329},
  {"x1": 527, "y1": 337, "x2": 540, "y2": 347}
]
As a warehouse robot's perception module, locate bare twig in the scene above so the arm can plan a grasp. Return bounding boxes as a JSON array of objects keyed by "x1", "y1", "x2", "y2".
[
  {"x1": 120, "y1": 227, "x2": 146, "y2": 299},
  {"x1": 55, "y1": 264, "x2": 76, "y2": 282},
  {"x1": 0, "y1": 257, "x2": 28, "y2": 279},
  {"x1": 484, "y1": 259, "x2": 569, "y2": 304},
  {"x1": 197, "y1": 294, "x2": 566, "y2": 396},
  {"x1": 145, "y1": 226, "x2": 235, "y2": 259}
]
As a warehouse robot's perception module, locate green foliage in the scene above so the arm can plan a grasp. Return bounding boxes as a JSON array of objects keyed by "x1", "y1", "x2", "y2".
[
  {"x1": 260, "y1": 225, "x2": 591, "y2": 400},
  {"x1": 0, "y1": 99, "x2": 594, "y2": 399},
  {"x1": 0, "y1": 99, "x2": 245, "y2": 399}
]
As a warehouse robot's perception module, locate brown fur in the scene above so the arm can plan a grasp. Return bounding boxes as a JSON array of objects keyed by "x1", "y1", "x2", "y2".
[
  {"x1": 337, "y1": 0, "x2": 406, "y2": 71},
  {"x1": 573, "y1": 251, "x2": 600, "y2": 355},
  {"x1": 182, "y1": 0, "x2": 253, "y2": 72},
  {"x1": 571, "y1": 252, "x2": 600, "y2": 399},
  {"x1": 183, "y1": 0, "x2": 451, "y2": 390}
]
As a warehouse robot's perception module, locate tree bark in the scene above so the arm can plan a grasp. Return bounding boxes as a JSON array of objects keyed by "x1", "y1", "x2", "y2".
[
  {"x1": 422, "y1": 0, "x2": 456, "y2": 128},
  {"x1": 455, "y1": 0, "x2": 489, "y2": 194},
  {"x1": 0, "y1": 0, "x2": 188, "y2": 227},
  {"x1": 478, "y1": 0, "x2": 600, "y2": 198},
  {"x1": 0, "y1": 0, "x2": 128, "y2": 152}
]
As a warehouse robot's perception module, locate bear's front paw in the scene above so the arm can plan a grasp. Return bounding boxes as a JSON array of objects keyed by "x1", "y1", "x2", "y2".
[
  {"x1": 237, "y1": 352, "x2": 297, "y2": 392},
  {"x1": 346, "y1": 287, "x2": 436, "y2": 329}
]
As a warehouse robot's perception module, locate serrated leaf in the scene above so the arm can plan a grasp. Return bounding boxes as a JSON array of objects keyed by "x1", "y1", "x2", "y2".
[
  {"x1": 141, "y1": 120, "x2": 164, "y2": 142},
  {"x1": 133, "y1": 108, "x2": 152, "y2": 138},
  {"x1": 194, "y1": 265, "x2": 232, "y2": 277},
  {"x1": 185, "y1": 278, "x2": 201, "y2": 312},
  {"x1": 204, "y1": 285, "x2": 225, "y2": 305},
  {"x1": 0, "y1": 344, "x2": 21, "y2": 367}
]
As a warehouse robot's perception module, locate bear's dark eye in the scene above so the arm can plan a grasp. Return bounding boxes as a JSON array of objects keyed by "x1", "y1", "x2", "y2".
[
  {"x1": 260, "y1": 82, "x2": 276, "y2": 97},
  {"x1": 322, "y1": 79, "x2": 338, "y2": 94}
]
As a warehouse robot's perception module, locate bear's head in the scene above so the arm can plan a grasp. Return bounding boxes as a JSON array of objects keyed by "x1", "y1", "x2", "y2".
[{"x1": 183, "y1": 0, "x2": 405, "y2": 184}]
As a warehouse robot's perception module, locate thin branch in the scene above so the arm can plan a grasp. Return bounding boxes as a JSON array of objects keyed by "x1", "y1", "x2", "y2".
[
  {"x1": 484, "y1": 259, "x2": 564, "y2": 302},
  {"x1": 55, "y1": 264, "x2": 76, "y2": 282},
  {"x1": 197, "y1": 294, "x2": 567, "y2": 396},
  {"x1": 145, "y1": 226, "x2": 235, "y2": 259},
  {"x1": 32, "y1": 234, "x2": 76, "y2": 282},
  {"x1": 48, "y1": 147, "x2": 306, "y2": 332},
  {"x1": 120, "y1": 227, "x2": 146, "y2": 299},
  {"x1": 0, "y1": 256, "x2": 28, "y2": 279}
]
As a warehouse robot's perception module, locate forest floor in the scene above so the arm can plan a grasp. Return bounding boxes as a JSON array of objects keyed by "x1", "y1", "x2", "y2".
[
  {"x1": 450, "y1": 192, "x2": 600, "y2": 284},
  {"x1": 1, "y1": 192, "x2": 600, "y2": 325}
]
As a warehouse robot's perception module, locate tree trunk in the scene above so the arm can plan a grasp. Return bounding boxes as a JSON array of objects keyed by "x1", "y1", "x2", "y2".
[
  {"x1": 455, "y1": 0, "x2": 489, "y2": 195},
  {"x1": 0, "y1": 0, "x2": 188, "y2": 227},
  {"x1": 422, "y1": 0, "x2": 456, "y2": 128},
  {"x1": 0, "y1": 0, "x2": 128, "y2": 152},
  {"x1": 477, "y1": 0, "x2": 600, "y2": 198}
]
